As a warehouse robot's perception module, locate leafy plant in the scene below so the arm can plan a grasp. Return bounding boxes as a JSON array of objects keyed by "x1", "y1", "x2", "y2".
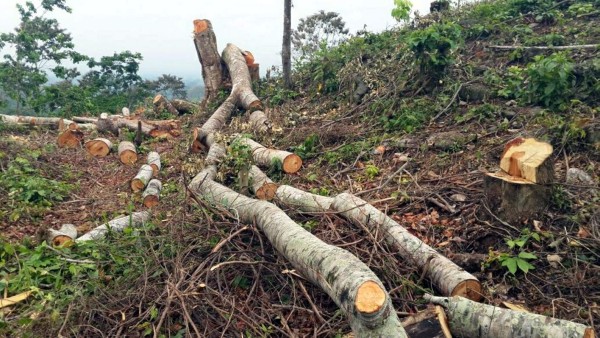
[
  {"x1": 391, "y1": 0, "x2": 413, "y2": 22},
  {"x1": 408, "y1": 22, "x2": 463, "y2": 79},
  {"x1": 292, "y1": 134, "x2": 319, "y2": 160},
  {"x1": 365, "y1": 164, "x2": 380, "y2": 179},
  {"x1": 490, "y1": 229, "x2": 540, "y2": 275},
  {"x1": 525, "y1": 53, "x2": 574, "y2": 110}
]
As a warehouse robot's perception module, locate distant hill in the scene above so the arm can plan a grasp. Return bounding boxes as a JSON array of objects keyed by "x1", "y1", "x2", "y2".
[{"x1": 185, "y1": 79, "x2": 205, "y2": 101}]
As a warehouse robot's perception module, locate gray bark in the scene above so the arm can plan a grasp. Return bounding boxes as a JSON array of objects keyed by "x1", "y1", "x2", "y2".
[
  {"x1": 282, "y1": 0, "x2": 292, "y2": 89},
  {"x1": 193, "y1": 19, "x2": 223, "y2": 105},
  {"x1": 76, "y1": 212, "x2": 151, "y2": 242}
]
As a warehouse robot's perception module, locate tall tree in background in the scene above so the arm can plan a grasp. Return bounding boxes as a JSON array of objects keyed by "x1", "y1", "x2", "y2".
[
  {"x1": 282, "y1": 0, "x2": 292, "y2": 89},
  {"x1": 145, "y1": 74, "x2": 187, "y2": 100},
  {"x1": 0, "y1": 0, "x2": 87, "y2": 114},
  {"x1": 292, "y1": 11, "x2": 349, "y2": 61}
]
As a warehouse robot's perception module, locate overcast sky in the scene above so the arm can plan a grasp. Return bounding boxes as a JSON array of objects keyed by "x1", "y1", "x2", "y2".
[{"x1": 0, "y1": 0, "x2": 433, "y2": 81}]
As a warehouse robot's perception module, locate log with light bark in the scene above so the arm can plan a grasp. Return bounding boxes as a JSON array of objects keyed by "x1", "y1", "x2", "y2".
[
  {"x1": 170, "y1": 99, "x2": 197, "y2": 114},
  {"x1": 485, "y1": 137, "x2": 553, "y2": 222},
  {"x1": 131, "y1": 164, "x2": 154, "y2": 192},
  {"x1": 189, "y1": 167, "x2": 407, "y2": 337},
  {"x1": 153, "y1": 94, "x2": 179, "y2": 115},
  {"x1": 118, "y1": 141, "x2": 138, "y2": 165},
  {"x1": 72, "y1": 116, "x2": 98, "y2": 124},
  {"x1": 76, "y1": 211, "x2": 151, "y2": 242},
  {"x1": 147, "y1": 151, "x2": 161, "y2": 177},
  {"x1": 249, "y1": 165, "x2": 278, "y2": 200},
  {"x1": 94, "y1": 114, "x2": 180, "y2": 138},
  {"x1": 0, "y1": 114, "x2": 75, "y2": 129},
  {"x1": 274, "y1": 185, "x2": 482, "y2": 300},
  {"x1": 239, "y1": 137, "x2": 302, "y2": 174},
  {"x1": 490, "y1": 44, "x2": 599, "y2": 51},
  {"x1": 193, "y1": 19, "x2": 223, "y2": 105},
  {"x1": 85, "y1": 138, "x2": 113, "y2": 157},
  {"x1": 222, "y1": 43, "x2": 263, "y2": 112},
  {"x1": 191, "y1": 96, "x2": 237, "y2": 152},
  {"x1": 424, "y1": 294, "x2": 595, "y2": 338},
  {"x1": 47, "y1": 224, "x2": 78, "y2": 247},
  {"x1": 142, "y1": 179, "x2": 162, "y2": 208}
]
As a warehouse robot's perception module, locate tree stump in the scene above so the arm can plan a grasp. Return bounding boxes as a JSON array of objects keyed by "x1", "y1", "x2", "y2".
[
  {"x1": 85, "y1": 138, "x2": 112, "y2": 157},
  {"x1": 153, "y1": 94, "x2": 179, "y2": 115},
  {"x1": 57, "y1": 129, "x2": 84, "y2": 148}
]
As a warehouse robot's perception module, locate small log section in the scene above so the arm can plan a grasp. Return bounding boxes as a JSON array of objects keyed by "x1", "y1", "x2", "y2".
[
  {"x1": 249, "y1": 165, "x2": 278, "y2": 200},
  {"x1": 274, "y1": 184, "x2": 481, "y2": 300},
  {"x1": 485, "y1": 137, "x2": 553, "y2": 223},
  {"x1": 153, "y1": 94, "x2": 179, "y2": 115},
  {"x1": 189, "y1": 168, "x2": 407, "y2": 337},
  {"x1": 142, "y1": 179, "x2": 162, "y2": 208},
  {"x1": 85, "y1": 138, "x2": 112, "y2": 157},
  {"x1": 131, "y1": 164, "x2": 154, "y2": 192},
  {"x1": 147, "y1": 151, "x2": 161, "y2": 177},
  {"x1": 118, "y1": 141, "x2": 138, "y2": 165},
  {"x1": 239, "y1": 137, "x2": 302, "y2": 174},
  {"x1": 47, "y1": 224, "x2": 78, "y2": 247},
  {"x1": 424, "y1": 294, "x2": 595, "y2": 338},
  {"x1": 76, "y1": 212, "x2": 151, "y2": 242},
  {"x1": 193, "y1": 19, "x2": 223, "y2": 105}
]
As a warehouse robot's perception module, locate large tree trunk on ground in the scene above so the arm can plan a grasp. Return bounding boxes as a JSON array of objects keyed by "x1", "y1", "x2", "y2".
[
  {"x1": 191, "y1": 96, "x2": 237, "y2": 153},
  {"x1": 142, "y1": 179, "x2": 162, "y2": 208},
  {"x1": 239, "y1": 137, "x2": 302, "y2": 174},
  {"x1": 118, "y1": 141, "x2": 137, "y2": 165},
  {"x1": 85, "y1": 138, "x2": 112, "y2": 157},
  {"x1": 76, "y1": 212, "x2": 151, "y2": 242},
  {"x1": 153, "y1": 94, "x2": 179, "y2": 115},
  {"x1": 147, "y1": 151, "x2": 161, "y2": 177},
  {"x1": 189, "y1": 168, "x2": 407, "y2": 337},
  {"x1": 193, "y1": 19, "x2": 223, "y2": 106},
  {"x1": 131, "y1": 165, "x2": 154, "y2": 192},
  {"x1": 222, "y1": 43, "x2": 263, "y2": 112},
  {"x1": 274, "y1": 185, "x2": 482, "y2": 300},
  {"x1": 282, "y1": 0, "x2": 292, "y2": 89},
  {"x1": 424, "y1": 294, "x2": 595, "y2": 338},
  {"x1": 170, "y1": 99, "x2": 197, "y2": 114},
  {"x1": 0, "y1": 114, "x2": 75, "y2": 129},
  {"x1": 95, "y1": 114, "x2": 180, "y2": 138}
]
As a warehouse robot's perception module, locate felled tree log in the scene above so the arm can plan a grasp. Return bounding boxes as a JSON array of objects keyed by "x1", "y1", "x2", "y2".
[
  {"x1": 249, "y1": 165, "x2": 278, "y2": 200},
  {"x1": 0, "y1": 114, "x2": 75, "y2": 129},
  {"x1": 239, "y1": 137, "x2": 302, "y2": 174},
  {"x1": 170, "y1": 99, "x2": 197, "y2": 114},
  {"x1": 76, "y1": 212, "x2": 151, "y2": 242},
  {"x1": 153, "y1": 94, "x2": 179, "y2": 115},
  {"x1": 274, "y1": 186, "x2": 482, "y2": 300},
  {"x1": 147, "y1": 151, "x2": 161, "y2": 176},
  {"x1": 85, "y1": 138, "x2": 112, "y2": 157},
  {"x1": 424, "y1": 294, "x2": 595, "y2": 338},
  {"x1": 485, "y1": 138, "x2": 554, "y2": 222},
  {"x1": 131, "y1": 164, "x2": 154, "y2": 192},
  {"x1": 47, "y1": 224, "x2": 78, "y2": 247},
  {"x1": 118, "y1": 141, "x2": 137, "y2": 165},
  {"x1": 72, "y1": 116, "x2": 98, "y2": 124},
  {"x1": 193, "y1": 19, "x2": 223, "y2": 105},
  {"x1": 142, "y1": 179, "x2": 162, "y2": 208},
  {"x1": 94, "y1": 113, "x2": 180, "y2": 138},
  {"x1": 95, "y1": 113, "x2": 120, "y2": 135},
  {"x1": 191, "y1": 97, "x2": 237, "y2": 153},
  {"x1": 189, "y1": 167, "x2": 407, "y2": 337},
  {"x1": 223, "y1": 43, "x2": 263, "y2": 112},
  {"x1": 57, "y1": 129, "x2": 84, "y2": 148}
]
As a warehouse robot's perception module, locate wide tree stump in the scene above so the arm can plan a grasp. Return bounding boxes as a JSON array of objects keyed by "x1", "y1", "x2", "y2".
[
  {"x1": 118, "y1": 141, "x2": 137, "y2": 165},
  {"x1": 85, "y1": 138, "x2": 112, "y2": 157},
  {"x1": 500, "y1": 137, "x2": 553, "y2": 184}
]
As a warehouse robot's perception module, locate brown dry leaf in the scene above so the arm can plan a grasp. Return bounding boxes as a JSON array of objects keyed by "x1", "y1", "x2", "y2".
[
  {"x1": 0, "y1": 291, "x2": 32, "y2": 309},
  {"x1": 547, "y1": 254, "x2": 563, "y2": 268},
  {"x1": 577, "y1": 227, "x2": 591, "y2": 238},
  {"x1": 502, "y1": 301, "x2": 530, "y2": 313}
]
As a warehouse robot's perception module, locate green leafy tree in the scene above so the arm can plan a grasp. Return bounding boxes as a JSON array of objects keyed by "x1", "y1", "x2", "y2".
[
  {"x1": 292, "y1": 11, "x2": 350, "y2": 60},
  {"x1": 145, "y1": 74, "x2": 187, "y2": 100},
  {"x1": 392, "y1": 0, "x2": 413, "y2": 22},
  {"x1": 0, "y1": 0, "x2": 87, "y2": 114}
]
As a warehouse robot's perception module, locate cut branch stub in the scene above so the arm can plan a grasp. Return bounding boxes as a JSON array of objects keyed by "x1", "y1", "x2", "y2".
[
  {"x1": 131, "y1": 164, "x2": 154, "y2": 192},
  {"x1": 153, "y1": 94, "x2": 180, "y2": 115},
  {"x1": 240, "y1": 138, "x2": 302, "y2": 174},
  {"x1": 142, "y1": 179, "x2": 162, "y2": 208},
  {"x1": 249, "y1": 165, "x2": 278, "y2": 200},
  {"x1": 118, "y1": 141, "x2": 137, "y2": 165},
  {"x1": 193, "y1": 19, "x2": 223, "y2": 104},
  {"x1": 500, "y1": 137, "x2": 553, "y2": 184},
  {"x1": 57, "y1": 129, "x2": 84, "y2": 148},
  {"x1": 147, "y1": 151, "x2": 161, "y2": 176},
  {"x1": 424, "y1": 294, "x2": 595, "y2": 338},
  {"x1": 85, "y1": 138, "x2": 112, "y2": 157}
]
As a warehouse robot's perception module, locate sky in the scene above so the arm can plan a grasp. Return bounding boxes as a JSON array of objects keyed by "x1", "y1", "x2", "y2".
[{"x1": 0, "y1": 0, "x2": 434, "y2": 82}]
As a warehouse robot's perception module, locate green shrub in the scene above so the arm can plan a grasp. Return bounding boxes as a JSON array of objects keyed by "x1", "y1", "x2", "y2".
[
  {"x1": 525, "y1": 52, "x2": 574, "y2": 109},
  {"x1": 408, "y1": 22, "x2": 462, "y2": 78}
]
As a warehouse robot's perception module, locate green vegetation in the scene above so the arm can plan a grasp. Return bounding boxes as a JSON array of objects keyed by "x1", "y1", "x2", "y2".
[
  {"x1": 488, "y1": 230, "x2": 541, "y2": 275},
  {"x1": 407, "y1": 22, "x2": 462, "y2": 79}
]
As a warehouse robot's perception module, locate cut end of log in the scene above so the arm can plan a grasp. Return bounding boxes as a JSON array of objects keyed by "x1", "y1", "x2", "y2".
[
  {"x1": 450, "y1": 279, "x2": 482, "y2": 301},
  {"x1": 243, "y1": 50, "x2": 255, "y2": 65},
  {"x1": 248, "y1": 100, "x2": 263, "y2": 112},
  {"x1": 153, "y1": 94, "x2": 163, "y2": 104},
  {"x1": 85, "y1": 138, "x2": 112, "y2": 157},
  {"x1": 120, "y1": 150, "x2": 137, "y2": 165},
  {"x1": 283, "y1": 154, "x2": 302, "y2": 174},
  {"x1": 255, "y1": 182, "x2": 278, "y2": 200},
  {"x1": 193, "y1": 19, "x2": 208, "y2": 33},
  {"x1": 584, "y1": 328, "x2": 596, "y2": 338},
  {"x1": 190, "y1": 139, "x2": 205, "y2": 153},
  {"x1": 150, "y1": 163, "x2": 159, "y2": 177},
  {"x1": 499, "y1": 137, "x2": 553, "y2": 184},
  {"x1": 143, "y1": 195, "x2": 159, "y2": 208},
  {"x1": 131, "y1": 179, "x2": 146, "y2": 192},
  {"x1": 149, "y1": 129, "x2": 172, "y2": 138},
  {"x1": 355, "y1": 281, "x2": 386, "y2": 315},
  {"x1": 52, "y1": 235, "x2": 74, "y2": 248},
  {"x1": 57, "y1": 130, "x2": 84, "y2": 148}
]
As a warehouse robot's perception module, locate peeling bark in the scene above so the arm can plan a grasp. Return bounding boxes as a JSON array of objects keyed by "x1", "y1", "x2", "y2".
[
  {"x1": 131, "y1": 164, "x2": 154, "y2": 192},
  {"x1": 424, "y1": 294, "x2": 595, "y2": 338},
  {"x1": 76, "y1": 212, "x2": 151, "y2": 242},
  {"x1": 189, "y1": 169, "x2": 407, "y2": 337},
  {"x1": 239, "y1": 137, "x2": 302, "y2": 174}
]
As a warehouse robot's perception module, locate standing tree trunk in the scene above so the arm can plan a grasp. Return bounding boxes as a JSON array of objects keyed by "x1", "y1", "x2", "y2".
[
  {"x1": 282, "y1": 0, "x2": 292, "y2": 89},
  {"x1": 193, "y1": 19, "x2": 223, "y2": 107}
]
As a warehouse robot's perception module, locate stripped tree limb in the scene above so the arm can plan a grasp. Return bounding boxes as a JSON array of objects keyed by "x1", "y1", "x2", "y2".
[
  {"x1": 147, "y1": 151, "x2": 161, "y2": 177},
  {"x1": 489, "y1": 44, "x2": 599, "y2": 51},
  {"x1": 189, "y1": 167, "x2": 407, "y2": 337},
  {"x1": 142, "y1": 179, "x2": 162, "y2": 208},
  {"x1": 85, "y1": 138, "x2": 112, "y2": 157},
  {"x1": 273, "y1": 186, "x2": 481, "y2": 300},
  {"x1": 95, "y1": 114, "x2": 180, "y2": 138},
  {"x1": 193, "y1": 19, "x2": 223, "y2": 105},
  {"x1": 424, "y1": 294, "x2": 595, "y2": 338},
  {"x1": 0, "y1": 114, "x2": 75, "y2": 129},
  {"x1": 76, "y1": 212, "x2": 151, "y2": 242},
  {"x1": 238, "y1": 137, "x2": 302, "y2": 174},
  {"x1": 153, "y1": 94, "x2": 179, "y2": 115},
  {"x1": 249, "y1": 165, "x2": 278, "y2": 200},
  {"x1": 131, "y1": 164, "x2": 154, "y2": 192},
  {"x1": 222, "y1": 43, "x2": 263, "y2": 111}
]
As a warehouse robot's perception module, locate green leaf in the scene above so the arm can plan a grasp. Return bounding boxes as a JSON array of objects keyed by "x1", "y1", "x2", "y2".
[
  {"x1": 517, "y1": 258, "x2": 535, "y2": 273},
  {"x1": 518, "y1": 251, "x2": 537, "y2": 260},
  {"x1": 501, "y1": 258, "x2": 518, "y2": 274}
]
